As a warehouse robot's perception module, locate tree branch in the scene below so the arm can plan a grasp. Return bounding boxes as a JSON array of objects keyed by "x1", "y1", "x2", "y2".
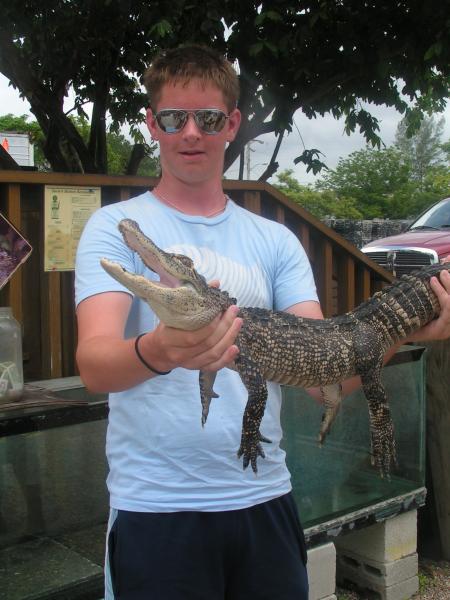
[{"x1": 258, "y1": 129, "x2": 285, "y2": 181}]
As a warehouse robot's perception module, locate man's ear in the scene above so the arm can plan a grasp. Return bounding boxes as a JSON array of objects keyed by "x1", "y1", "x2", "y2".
[
  {"x1": 146, "y1": 108, "x2": 159, "y2": 141},
  {"x1": 226, "y1": 108, "x2": 241, "y2": 142}
]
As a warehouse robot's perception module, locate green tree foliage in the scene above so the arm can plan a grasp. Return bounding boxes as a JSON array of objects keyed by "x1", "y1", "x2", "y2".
[
  {"x1": 0, "y1": 1, "x2": 449, "y2": 174},
  {"x1": 315, "y1": 147, "x2": 415, "y2": 218},
  {"x1": 417, "y1": 165, "x2": 450, "y2": 204},
  {"x1": 275, "y1": 169, "x2": 362, "y2": 218},
  {"x1": 395, "y1": 115, "x2": 446, "y2": 186},
  {"x1": 441, "y1": 139, "x2": 450, "y2": 163},
  {"x1": 285, "y1": 117, "x2": 449, "y2": 220},
  {"x1": 0, "y1": 113, "x2": 159, "y2": 175},
  {"x1": 105, "y1": 128, "x2": 159, "y2": 177}
]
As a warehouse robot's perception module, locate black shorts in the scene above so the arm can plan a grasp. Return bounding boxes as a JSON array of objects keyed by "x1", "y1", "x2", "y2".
[{"x1": 107, "y1": 492, "x2": 308, "y2": 600}]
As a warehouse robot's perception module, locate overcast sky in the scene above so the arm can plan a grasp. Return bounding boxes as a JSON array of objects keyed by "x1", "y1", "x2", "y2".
[{"x1": 1, "y1": 72, "x2": 449, "y2": 185}]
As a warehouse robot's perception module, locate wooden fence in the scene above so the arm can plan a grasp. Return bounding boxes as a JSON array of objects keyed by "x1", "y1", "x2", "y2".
[{"x1": 0, "y1": 170, "x2": 392, "y2": 381}]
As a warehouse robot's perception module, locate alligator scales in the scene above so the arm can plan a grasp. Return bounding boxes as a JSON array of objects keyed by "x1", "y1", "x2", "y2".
[{"x1": 101, "y1": 219, "x2": 449, "y2": 477}]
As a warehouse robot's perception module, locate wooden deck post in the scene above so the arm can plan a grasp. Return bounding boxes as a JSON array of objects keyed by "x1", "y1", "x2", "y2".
[
  {"x1": 316, "y1": 239, "x2": 334, "y2": 317},
  {"x1": 337, "y1": 255, "x2": 356, "y2": 313},
  {"x1": 243, "y1": 191, "x2": 261, "y2": 215}
]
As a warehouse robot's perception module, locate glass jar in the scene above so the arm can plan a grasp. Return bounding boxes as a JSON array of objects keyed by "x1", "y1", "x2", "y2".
[{"x1": 0, "y1": 306, "x2": 24, "y2": 402}]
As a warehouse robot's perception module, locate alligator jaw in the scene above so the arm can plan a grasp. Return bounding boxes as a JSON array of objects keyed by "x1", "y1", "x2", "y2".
[
  {"x1": 118, "y1": 219, "x2": 209, "y2": 292},
  {"x1": 100, "y1": 219, "x2": 233, "y2": 330}
]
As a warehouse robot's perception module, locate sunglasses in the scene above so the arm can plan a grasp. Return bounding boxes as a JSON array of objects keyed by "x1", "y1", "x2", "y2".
[{"x1": 154, "y1": 109, "x2": 229, "y2": 135}]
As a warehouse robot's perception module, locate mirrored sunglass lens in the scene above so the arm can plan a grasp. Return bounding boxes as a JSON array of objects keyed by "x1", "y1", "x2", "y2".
[
  {"x1": 195, "y1": 110, "x2": 227, "y2": 133},
  {"x1": 157, "y1": 110, "x2": 187, "y2": 133}
]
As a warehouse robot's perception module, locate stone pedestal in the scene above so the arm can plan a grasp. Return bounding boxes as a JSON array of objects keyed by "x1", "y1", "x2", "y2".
[
  {"x1": 335, "y1": 510, "x2": 419, "y2": 600},
  {"x1": 307, "y1": 542, "x2": 336, "y2": 600}
]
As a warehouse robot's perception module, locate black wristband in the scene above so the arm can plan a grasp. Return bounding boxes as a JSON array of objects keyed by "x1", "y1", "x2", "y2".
[{"x1": 134, "y1": 333, "x2": 172, "y2": 376}]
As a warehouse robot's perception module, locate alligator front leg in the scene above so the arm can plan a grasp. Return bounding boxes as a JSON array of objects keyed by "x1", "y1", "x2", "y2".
[
  {"x1": 236, "y1": 357, "x2": 271, "y2": 473},
  {"x1": 360, "y1": 369, "x2": 397, "y2": 477},
  {"x1": 199, "y1": 370, "x2": 219, "y2": 426}
]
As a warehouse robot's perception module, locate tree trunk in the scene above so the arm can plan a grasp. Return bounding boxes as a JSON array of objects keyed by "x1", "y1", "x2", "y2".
[
  {"x1": 126, "y1": 144, "x2": 146, "y2": 175},
  {"x1": 89, "y1": 93, "x2": 108, "y2": 173}
]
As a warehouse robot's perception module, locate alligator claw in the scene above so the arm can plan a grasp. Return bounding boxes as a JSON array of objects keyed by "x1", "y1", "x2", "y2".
[{"x1": 237, "y1": 431, "x2": 272, "y2": 473}]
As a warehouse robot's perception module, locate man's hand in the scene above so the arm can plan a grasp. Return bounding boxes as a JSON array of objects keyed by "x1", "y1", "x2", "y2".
[
  {"x1": 407, "y1": 263, "x2": 450, "y2": 343},
  {"x1": 142, "y1": 304, "x2": 242, "y2": 373},
  {"x1": 76, "y1": 290, "x2": 242, "y2": 392}
]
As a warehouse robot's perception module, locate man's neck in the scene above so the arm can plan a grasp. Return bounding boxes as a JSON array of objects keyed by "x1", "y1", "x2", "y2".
[{"x1": 152, "y1": 180, "x2": 227, "y2": 217}]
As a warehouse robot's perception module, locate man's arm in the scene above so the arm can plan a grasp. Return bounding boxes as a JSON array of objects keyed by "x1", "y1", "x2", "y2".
[{"x1": 76, "y1": 291, "x2": 242, "y2": 393}]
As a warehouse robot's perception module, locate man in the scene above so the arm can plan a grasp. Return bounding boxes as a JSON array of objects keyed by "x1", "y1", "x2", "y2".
[{"x1": 75, "y1": 45, "x2": 450, "y2": 600}]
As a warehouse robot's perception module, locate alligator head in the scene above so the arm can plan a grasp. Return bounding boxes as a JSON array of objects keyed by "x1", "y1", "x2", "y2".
[{"x1": 100, "y1": 219, "x2": 234, "y2": 330}]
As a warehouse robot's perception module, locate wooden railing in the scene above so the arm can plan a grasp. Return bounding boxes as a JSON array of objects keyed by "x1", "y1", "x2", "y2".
[{"x1": 0, "y1": 170, "x2": 392, "y2": 381}]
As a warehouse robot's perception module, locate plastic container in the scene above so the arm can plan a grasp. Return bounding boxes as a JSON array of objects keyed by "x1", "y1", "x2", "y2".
[{"x1": 0, "y1": 307, "x2": 24, "y2": 402}]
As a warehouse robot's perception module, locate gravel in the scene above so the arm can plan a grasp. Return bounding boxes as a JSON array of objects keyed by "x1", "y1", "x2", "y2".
[{"x1": 415, "y1": 560, "x2": 450, "y2": 599}]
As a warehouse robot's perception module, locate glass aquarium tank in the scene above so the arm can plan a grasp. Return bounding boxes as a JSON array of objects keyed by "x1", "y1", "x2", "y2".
[
  {"x1": 0, "y1": 346, "x2": 426, "y2": 599},
  {"x1": 281, "y1": 345, "x2": 426, "y2": 529},
  {"x1": 0, "y1": 380, "x2": 108, "y2": 600}
]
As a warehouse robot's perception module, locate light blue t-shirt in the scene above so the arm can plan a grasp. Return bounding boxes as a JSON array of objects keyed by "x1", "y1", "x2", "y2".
[{"x1": 75, "y1": 191, "x2": 318, "y2": 512}]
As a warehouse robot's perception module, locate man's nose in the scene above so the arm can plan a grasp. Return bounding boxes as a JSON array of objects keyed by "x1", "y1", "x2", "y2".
[{"x1": 182, "y1": 113, "x2": 202, "y2": 138}]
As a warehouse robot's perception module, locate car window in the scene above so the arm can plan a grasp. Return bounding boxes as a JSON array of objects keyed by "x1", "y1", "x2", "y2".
[{"x1": 409, "y1": 199, "x2": 450, "y2": 229}]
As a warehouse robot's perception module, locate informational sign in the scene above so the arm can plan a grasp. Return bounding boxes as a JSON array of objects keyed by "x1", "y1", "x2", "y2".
[
  {"x1": 0, "y1": 212, "x2": 33, "y2": 290},
  {"x1": 44, "y1": 185, "x2": 101, "y2": 271}
]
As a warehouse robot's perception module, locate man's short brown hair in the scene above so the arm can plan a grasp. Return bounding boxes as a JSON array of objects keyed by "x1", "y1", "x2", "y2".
[{"x1": 143, "y1": 45, "x2": 240, "y2": 113}]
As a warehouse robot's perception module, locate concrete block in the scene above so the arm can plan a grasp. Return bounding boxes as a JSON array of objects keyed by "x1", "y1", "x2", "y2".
[
  {"x1": 335, "y1": 510, "x2": 417, "y2": 563},
  {"x1": 338, "y1": 574, "x2": 419, "y2": 600},
  {"x1": 307, "y1": 542, "x2": 336, "y2": 600},
  {"x1": 336, "y1": 551, "x2": 418, "y2": 588}
]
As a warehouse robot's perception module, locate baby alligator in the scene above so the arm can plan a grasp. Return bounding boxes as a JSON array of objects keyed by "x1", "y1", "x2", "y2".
[{"x1": 101, "y1": 218, "x2": 449, "y2": 477}]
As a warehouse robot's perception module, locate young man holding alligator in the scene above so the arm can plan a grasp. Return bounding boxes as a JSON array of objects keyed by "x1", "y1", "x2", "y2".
[{"x1": 75, "y1": 45, "x2": 450, "y2": 600}]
